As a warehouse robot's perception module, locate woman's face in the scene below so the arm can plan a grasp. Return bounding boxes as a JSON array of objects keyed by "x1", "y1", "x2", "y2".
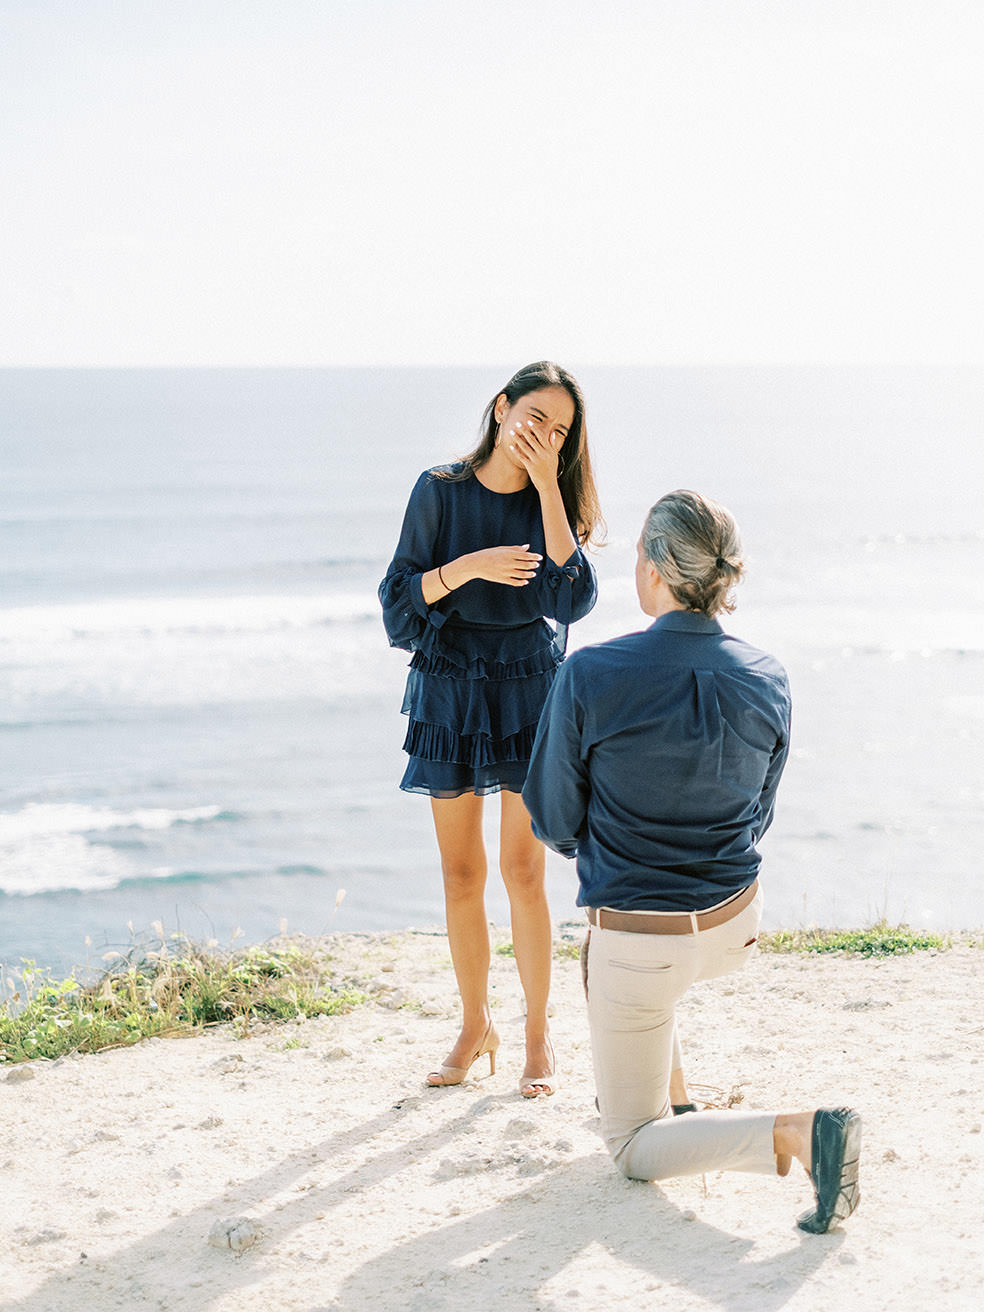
[{"x1": 493, "y1": 385, "x2": 576, "y2": 470}]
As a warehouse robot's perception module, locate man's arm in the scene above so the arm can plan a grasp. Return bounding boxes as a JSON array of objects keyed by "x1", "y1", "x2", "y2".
[
  {"x1": 522, "y1": 658, "x2": 590, "y2": 858},
  {"x1": 755, "y1": 737, "x2": 788, "y2": 839},
  {"x1": 756, "y1": 685, "x2": 792, "y2": 839}
]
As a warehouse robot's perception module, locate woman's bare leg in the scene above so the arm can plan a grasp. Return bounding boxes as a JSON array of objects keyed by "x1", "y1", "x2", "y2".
[
  {"x1": 430, "y1": 794, "x2": 493, "y2": 1072},
  {"x1": 669, "y1": 1024, "x2": 693, "y2": 1107},
  {"x1": 499, "y1": 790, "x2": 554, "y2": 1093},
  {"x1": 670, "y1": 1068, "x2": 692, "y2": 1106}
]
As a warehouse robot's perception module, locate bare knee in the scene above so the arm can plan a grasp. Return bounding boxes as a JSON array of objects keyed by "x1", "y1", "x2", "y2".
[
  {"x1": 441, "y1": 861, "x2": 486, "y2": 902},
  {"x1": 501, "y1": 859, "x2": 545, "y2": 903}
]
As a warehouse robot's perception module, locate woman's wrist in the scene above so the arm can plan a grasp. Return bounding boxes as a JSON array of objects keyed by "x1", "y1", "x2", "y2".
[
  {"x1": 422, "y1": 562, "x2": 461, "y2": 607},
  {"x1": 440, "y1": 556, "x2": 477, "y2": 591},
  {"x1": 437, "y1": 559, "x2": 467, "y2": 592},
  {"x1": 535, "y1": 472, "x2": 564, "y2": 499}
]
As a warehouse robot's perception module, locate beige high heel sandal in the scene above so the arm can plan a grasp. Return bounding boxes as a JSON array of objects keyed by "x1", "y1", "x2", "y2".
[
  {"x1": 426, "y1": 1020, "x2": 500, "y2": 1087},
  {"x1": 519, "y1": 1037, "x2": 557, "y2": 1098}
]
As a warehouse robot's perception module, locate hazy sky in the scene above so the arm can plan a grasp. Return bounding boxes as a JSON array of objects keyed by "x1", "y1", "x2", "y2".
[{"x1": 2, "y1": 0, "x2": 982, "y2": 366}]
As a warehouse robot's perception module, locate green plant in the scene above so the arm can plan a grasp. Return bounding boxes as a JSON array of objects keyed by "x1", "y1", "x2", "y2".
[
  {"x1": 0, "y1": 938, "x2": 366, "y2": 1066},
  {"x1": 758, "y1": 922, "x2": 946, "y2": 957}
]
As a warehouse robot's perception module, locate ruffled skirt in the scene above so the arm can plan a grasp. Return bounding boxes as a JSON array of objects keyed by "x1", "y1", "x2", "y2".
[{"x1": 399, "y1": 620, "x2": 561, "y2": 798}]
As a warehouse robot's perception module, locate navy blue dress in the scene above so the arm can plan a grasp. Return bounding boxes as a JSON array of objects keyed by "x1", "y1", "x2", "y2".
[{"x1": 379, "y1": 465, "x2": 598, "y2": 797}]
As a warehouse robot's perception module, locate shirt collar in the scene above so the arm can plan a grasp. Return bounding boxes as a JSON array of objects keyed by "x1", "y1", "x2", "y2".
[{"x1": 648, "y1": 609, "x2": 723, "y2": 636}]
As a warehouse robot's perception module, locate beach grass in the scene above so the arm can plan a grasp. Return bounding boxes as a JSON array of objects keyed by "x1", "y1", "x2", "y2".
[
  {"x1": 0, "y1": 935, "x2": 365, "y2": 1066},
  {"x1": 757, "y1": 921, "x2": 947, "y2": 956}
]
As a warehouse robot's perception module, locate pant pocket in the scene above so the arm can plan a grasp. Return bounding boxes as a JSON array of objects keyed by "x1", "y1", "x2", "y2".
[{"x1": 600, "y1": 957, "x2": 680, "y2": 1009}]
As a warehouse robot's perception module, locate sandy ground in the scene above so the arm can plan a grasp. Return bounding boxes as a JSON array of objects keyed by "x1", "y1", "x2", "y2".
[{"x1": 2, "y1": 924, "x2": 983, "y2": 1312}]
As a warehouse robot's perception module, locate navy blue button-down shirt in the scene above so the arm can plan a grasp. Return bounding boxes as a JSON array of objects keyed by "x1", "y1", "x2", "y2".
[{"x1": 523, "y1": 610, "x2": 791, "y2": 912}]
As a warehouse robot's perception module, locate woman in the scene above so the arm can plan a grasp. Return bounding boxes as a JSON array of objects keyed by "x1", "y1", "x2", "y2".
[
  {"x1": 379, "y1": 362, "x2": 602, "y2": 1095},
  {"x1": 524, "y1": 490, "x2": 861, "y2": 1233}
]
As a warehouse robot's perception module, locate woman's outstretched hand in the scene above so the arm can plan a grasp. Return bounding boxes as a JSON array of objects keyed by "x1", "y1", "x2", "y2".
[
  {"x1": 463, "y1": 544, "x2": 542, "y2": 587},
  {"x1": 507, "y1": 420, "x2": 562, "y2": 492}
]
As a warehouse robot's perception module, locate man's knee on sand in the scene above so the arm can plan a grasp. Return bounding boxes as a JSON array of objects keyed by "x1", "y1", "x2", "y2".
[{"x1": 603, "y1": 1110, "x2": 674, "y2": 1181}]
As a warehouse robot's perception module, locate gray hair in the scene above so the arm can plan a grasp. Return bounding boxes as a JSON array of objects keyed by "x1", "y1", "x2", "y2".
[{"x1": 641, "y1": 490, "x2": 744, "y2": 616}]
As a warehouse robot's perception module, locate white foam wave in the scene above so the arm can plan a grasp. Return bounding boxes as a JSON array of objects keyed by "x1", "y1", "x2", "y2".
[
  {"x1": 0, "y1": 802, "x2": 223, "y2": 842},
  {"x1": 0, "y1": 593, "x2": 396, "y2": 713},
  {"x1": 1, "y1": 832, "x2": 133, "y2": 895},
  {"x1": 0, "y1": 593, "x2": 378, "y2": 643},
  {"x1": 1, "y1": 631, "x2": 401, "y2": 716},
  {"x1": 0, "y1": 803, "x2": 222, "y2": 896}
]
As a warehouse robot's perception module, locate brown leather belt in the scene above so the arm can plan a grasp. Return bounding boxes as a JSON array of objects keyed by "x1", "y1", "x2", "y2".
[{"x1": 585, "y1": 880, "x2": 759, "y2": 936}]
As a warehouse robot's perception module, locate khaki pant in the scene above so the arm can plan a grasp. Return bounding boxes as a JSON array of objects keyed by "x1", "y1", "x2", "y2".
[{"x1": 585, "y1": 887, "x2": 778, "y2": 1180}]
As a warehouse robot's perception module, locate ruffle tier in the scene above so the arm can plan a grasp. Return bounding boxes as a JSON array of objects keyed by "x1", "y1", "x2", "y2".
[
  {"x1": 398, "y1": 620, "x2": 562, "y2": 798},
  {"x1": 401, "y1": 716, "x2": 541, "y2": 770},
  {"x1": 412, "y1": 617, "x2": 561, "y2": 679},
  {"x1": 399, "y1": 756, "x2": 530, "y2": 799},
  {"x1": 401, "y1": 664, "x2": 557, "y2": 745}
]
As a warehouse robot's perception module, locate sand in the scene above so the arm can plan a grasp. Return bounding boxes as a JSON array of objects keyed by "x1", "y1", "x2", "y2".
[{"x1": 2, "y1": 924, "x2": 983, "y2": 1311}]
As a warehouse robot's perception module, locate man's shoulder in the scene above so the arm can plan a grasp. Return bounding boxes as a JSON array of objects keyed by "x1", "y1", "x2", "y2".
[
  {"x1": 718, "y1": 632, "x2": 790, "y2": 687},
  {"x1": 565, "y1": 628, "x2": 653, "y2": 673},
  {"x1": 567, "y1": 624, "x2": 788, "y2": 689}
]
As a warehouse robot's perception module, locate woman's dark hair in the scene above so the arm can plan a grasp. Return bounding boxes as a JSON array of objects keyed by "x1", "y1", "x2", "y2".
[
  {"x1": 641, "y1": 489, "x2": 744, "y2": 616},
  {"x1": 440, "y1": 361, "x2": 604, "y2": 546}
]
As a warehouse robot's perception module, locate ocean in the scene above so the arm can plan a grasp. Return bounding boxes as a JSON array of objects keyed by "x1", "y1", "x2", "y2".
[{"x1": 2, "y1": 366, "x2": 983, "y2": 976}]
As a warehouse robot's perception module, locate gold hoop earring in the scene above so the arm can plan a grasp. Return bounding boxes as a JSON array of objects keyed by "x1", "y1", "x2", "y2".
[{"x1": 494, "y1": 422, "x2": 501, "y2": 446}]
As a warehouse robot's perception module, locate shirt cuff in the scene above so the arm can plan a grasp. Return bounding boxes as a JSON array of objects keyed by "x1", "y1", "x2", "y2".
[{"x1": 409, "y1": 572, "x2": 430, "y2": 619}]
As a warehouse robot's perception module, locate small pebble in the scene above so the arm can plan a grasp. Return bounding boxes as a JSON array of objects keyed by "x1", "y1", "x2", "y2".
[
  {"x1": 210, "y1": 1056, "x2": 244, "y2": 1075},
  {"x1": 207, "y1": 1217, "x2": 263, "y2": 1254},
  {"x1": 379, "y1": 989, "x2": 411, "y2": 1009},
  {"x1": 5, "y1": 1066, "x2": 36, "y2": 1084},
  {"x1": 503, "y1": 1118, "x2": 537, "y2": 1139}
]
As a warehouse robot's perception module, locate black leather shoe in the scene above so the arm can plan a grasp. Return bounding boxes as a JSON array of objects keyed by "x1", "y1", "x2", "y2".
[{"x1": 797, "y1": 1107, "x2": 862, "y2": 1234}]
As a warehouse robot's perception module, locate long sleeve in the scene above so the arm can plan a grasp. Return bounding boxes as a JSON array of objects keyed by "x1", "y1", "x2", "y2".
[
  {"x1": 378, "y1": 472, "x2": 442, "y2": 651},
  {"x1": 533, "y1": 546, "x2": 597, "y2": 625},
  {"x1": 523, "y1": 658, "x2": 590, "y2": 858},
  {"x1": 755, "y1": 727, "x2": 790, "y2": 840}
]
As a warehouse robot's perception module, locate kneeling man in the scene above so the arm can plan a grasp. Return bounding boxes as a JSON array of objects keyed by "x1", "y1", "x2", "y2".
[{"x1": 523, "y1": 489, "x2": 860, "y2": 1234}]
